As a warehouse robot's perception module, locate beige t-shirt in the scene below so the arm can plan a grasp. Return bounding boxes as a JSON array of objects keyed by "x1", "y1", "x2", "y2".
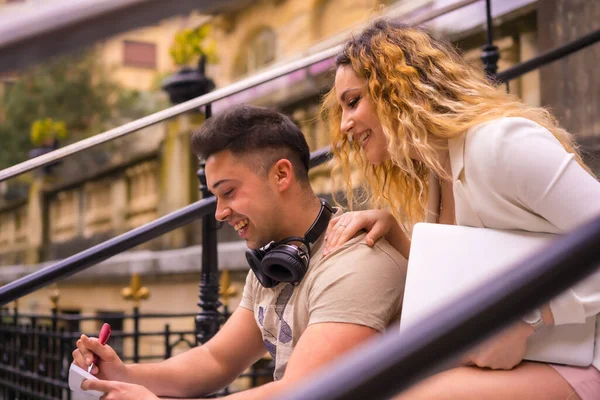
[{"x1": 239, "y1": 230, "x2": 407, "y2": 380}]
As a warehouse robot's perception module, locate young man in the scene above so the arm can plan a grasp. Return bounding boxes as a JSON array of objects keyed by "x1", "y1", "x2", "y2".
[{"x1": 72, "y1": 105, "x2": 406, "y2": 399}]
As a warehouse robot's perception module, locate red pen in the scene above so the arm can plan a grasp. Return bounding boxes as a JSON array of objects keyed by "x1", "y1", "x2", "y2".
[{"x1": 88, "y1": 323, "x2": 111, "y2": 373}]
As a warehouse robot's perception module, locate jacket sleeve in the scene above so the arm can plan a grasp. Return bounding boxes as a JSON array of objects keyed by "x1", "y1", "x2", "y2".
[{"x1": 491, "y1": 118, "x2": 600, "y2": 325}]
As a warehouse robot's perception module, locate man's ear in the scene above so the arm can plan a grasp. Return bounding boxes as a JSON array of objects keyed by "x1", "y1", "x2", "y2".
[{"x1": 271, "y1": 159, "x2": 294, "y2": 192}]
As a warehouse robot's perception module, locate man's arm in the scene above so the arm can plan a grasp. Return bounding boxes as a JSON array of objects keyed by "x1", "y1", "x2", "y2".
[
  {"x1": 219, "y1": 322, "x2": 378, "y2": 399},
  {"x1": 126, "y1": 307, "x2": 266, "y2": 398}
]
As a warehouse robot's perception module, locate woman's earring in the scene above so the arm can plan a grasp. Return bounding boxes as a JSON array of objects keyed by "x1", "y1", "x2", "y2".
[{"x1": 348, "y1": 133, "x2": 354, "y2": 143}]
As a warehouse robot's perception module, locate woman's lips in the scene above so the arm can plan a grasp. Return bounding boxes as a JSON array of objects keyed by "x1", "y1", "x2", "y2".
[
  {"x1": 359, "y1": 130, "x2": 371, "y2": 149},
  {"x1": 362, "y1": 135, "x2": 370, "y2": 149}
]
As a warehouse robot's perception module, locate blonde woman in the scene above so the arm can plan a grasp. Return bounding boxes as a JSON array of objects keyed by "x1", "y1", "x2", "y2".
[{"x1": 320, "y1": 19, "x2": 600, "y2": 400}]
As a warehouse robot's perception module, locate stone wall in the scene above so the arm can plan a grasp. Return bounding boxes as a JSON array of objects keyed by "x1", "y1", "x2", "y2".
[
  {"x1": 538, "y1": 0, "x2": 600, "y2": 172},
  {"x1": 0, "y1": 0, "x2": 548, "y2": 325},
  {"x1": 0, "y1": 113, "x2": 205, "y2": 266}
]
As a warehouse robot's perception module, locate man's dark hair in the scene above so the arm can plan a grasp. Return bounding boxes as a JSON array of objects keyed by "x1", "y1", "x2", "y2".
[{"x1": 191, "y1": 105, "x2": 311, "y2": 183}]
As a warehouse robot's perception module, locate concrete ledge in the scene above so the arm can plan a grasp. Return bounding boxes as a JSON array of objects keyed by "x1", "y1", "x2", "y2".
[{"x1": 0, "y1": 241, "x2": 249, "y2": 284}]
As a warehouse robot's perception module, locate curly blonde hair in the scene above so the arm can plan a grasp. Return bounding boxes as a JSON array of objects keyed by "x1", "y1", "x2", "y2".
[{"x1": 321, "y1": 19, "x2": 590, "y2": 233}]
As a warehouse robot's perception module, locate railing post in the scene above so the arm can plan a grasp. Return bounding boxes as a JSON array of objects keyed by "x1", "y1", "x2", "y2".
[
  {"x1": 481, "y1": 0, "x2": 500, "y2": 80},
  {"x1": 121, "y1": 273, "x2": 148, "y2": 364},
  {"x1": 51, "y1": 307, "x2": 59, "y2": 398},
  {"x1": 195, "y1": 103, "x2": 223, "y2": 345},
  {"x1": 164, "y1": 324, "x2": 171, "y2": 359},
  {"x1": 133, "y1": 306, "x2": 140, "y2": 363},
  {"x1": 58, "y1": 327, "x2": 70, "y2": 400},
  {"x1": 7, "y1": 307, "x2": 16, "y2": 400},
  {"x1": 13, "y1": 299, "x2": 18, "y2": 326}
]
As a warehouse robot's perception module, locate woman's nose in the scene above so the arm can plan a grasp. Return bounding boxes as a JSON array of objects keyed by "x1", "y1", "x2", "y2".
[{"x1": 340, "y1": 114, "x2": 354, "y2": 135}]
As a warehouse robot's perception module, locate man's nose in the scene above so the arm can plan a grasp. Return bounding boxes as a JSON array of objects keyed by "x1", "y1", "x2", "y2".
[{"x1": 215, "y1": 203, "x2": 231, "y2": 222}]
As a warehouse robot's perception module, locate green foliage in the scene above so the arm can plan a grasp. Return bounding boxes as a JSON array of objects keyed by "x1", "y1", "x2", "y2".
[
  {"x1": 169, "y1": 24, "x2": 218, "y2": 67},
  {"x1": 0, "y1": 50, "x2": 157, "y2": 171},
  {"x1": 30, "y1": 118, "x2": 68, "y2": 146}
]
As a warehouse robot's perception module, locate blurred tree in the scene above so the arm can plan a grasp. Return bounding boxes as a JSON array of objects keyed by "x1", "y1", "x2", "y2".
[
  {"x1": 30, "y1": 118, "x2": 68, "y2": 146},
  {"x1": 169, "y1": 24, "x2": 218, "y2": 68},
  {"x1": 0, "y1": 50, "x2": 158, "y2": 171}
]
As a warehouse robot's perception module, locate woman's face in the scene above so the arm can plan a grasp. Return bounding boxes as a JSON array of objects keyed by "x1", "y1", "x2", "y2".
[{"x1": 335, "y1": 65, "x2": 390, "y2": 166}]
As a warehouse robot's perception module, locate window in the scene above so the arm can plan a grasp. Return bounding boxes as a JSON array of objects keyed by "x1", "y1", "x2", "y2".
[
  {"x1": 233, "y1": 28, "x2": 276, "y2": 78},
  {"x1": 123, "y1": 40, "x2": 157, "y2": 69}
]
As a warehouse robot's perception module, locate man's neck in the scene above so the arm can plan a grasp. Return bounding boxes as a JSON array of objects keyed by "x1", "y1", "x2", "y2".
[{"x1": 278, "y1": 195, "x2": 323, "y2": 240}]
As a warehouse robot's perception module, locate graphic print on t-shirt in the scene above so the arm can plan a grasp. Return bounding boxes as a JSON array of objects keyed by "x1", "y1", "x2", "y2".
[{"x1": 257, "y1": 283, "x2": 294, "y2": 379}]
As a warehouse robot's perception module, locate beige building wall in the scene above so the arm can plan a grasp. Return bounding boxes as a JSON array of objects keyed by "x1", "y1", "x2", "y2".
[
  {"x1": 12, "y1": 270, "x2": 247, "y2": 361},
  {"x1": 0, "y1": 1, "x2": 208, "y2": 93},
  {"x1": 0, "y1": 2, "x2": 542, "y2": 370},
  {"x1": 209, "y1": 0, "x2": 389, "y2": 87},
  {"x1": 95, "y1": 12, "x2": 209, "y2": 91}
]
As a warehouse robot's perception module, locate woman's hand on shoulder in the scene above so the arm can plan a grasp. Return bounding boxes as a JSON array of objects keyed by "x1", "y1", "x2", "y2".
[{"x1": 323, "y1": 210, "x2": 397, "y2": 256}]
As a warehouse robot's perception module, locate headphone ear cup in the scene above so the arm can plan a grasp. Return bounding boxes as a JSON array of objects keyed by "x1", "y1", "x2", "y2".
[
  {"x1": 261, "y1": 245, "x2": 309, "y2": 284},
  {"x1": 245, "y1": 249, "x2": 277, "y2": 288}
]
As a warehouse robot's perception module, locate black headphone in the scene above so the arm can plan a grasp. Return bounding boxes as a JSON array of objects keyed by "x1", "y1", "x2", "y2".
[{"x1": 245, "y1": 198, "x2": 334, "y2": 288}]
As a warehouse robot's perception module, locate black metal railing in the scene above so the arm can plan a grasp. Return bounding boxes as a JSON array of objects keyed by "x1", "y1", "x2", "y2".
[
  {"x1": 278, "y1": 214, "x2": 600, "y2": 400},
  {"x1": 0, "y1": 145, "x2": 332, "y2": 307},
  {"x1": 2, "y1": 25, "x2": 598, "y2": 311},
  {"x1": 274, "y1": 9, "x2": 600, "y2": 398},
  {"x1": 0, "y1": 198, "x2": 216, "y2": 306},
  {"x1": 0, "y1": 0, "x2": 599, "y2": 398},
  {"x1": 0, "y1": 0, "x2": 478, "y2": 184},
  {"x1": 0, "y1": 305, "x2": 274, "y2": 400},
  {"x1": 496, "y1": 27, "x2": 600, "y2": 83}
]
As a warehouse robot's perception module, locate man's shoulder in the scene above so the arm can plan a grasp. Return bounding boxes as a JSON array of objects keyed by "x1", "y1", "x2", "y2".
[
  {"x1": 305, "y1": 233, "x2": 407, "y2": 290},
  {"x1": 319, "y1": 232, "x2": 406, "y2": 269},
  {"x1": 304, "y1": 233, "x2": 406, "y2": 331}
]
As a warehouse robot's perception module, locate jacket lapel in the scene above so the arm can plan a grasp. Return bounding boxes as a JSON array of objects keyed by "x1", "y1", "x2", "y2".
[{"x1": 448, "y1": 135, "x2": 484, "y2": 228}]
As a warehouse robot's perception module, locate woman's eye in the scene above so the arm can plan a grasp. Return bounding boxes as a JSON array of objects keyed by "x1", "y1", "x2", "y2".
[
  {"x1": 348, "y1": 96, "x2": 360, "y2": 108},
  {"x1": 223, "y1": 189, "x2": 234, "y2": 198}
]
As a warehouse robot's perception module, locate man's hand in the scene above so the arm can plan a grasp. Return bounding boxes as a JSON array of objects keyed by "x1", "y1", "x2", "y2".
[
  {"x1": 81, "y1": 379, "x2": 158, "y2": 400},
  {"x1": 464, "y1": 322, "x2": 534, "y2": 370},
  {"x1": 73, "y1": 334, "x2": 128, "y2": 381}
]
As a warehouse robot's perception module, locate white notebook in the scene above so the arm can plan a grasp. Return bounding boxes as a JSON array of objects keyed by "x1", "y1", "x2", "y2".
[
  {"x1": 68, "y1": 363, "x2": 103, "y2": 399},
  {"x1": 400, "y1": 223, "x2": 596, "y2": 367}
]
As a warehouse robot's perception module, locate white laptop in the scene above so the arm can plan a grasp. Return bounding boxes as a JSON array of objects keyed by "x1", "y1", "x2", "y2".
[{"x1": 400, "y1": 223, "x2": 596, "y2": 367}]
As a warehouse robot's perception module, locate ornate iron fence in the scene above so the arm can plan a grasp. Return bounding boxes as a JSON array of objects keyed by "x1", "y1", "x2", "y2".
[
  {"x1": 0, "y1": 306, "x2": 273, "y2": 399},
  {"x1": 0, "y1": 0, "x2": 599, "y2": 399}
]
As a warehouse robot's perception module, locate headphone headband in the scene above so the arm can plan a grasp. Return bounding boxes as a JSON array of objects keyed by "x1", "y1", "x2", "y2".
[{"x1": 304, "y1": 198, "x2": 334, "y2": 244}]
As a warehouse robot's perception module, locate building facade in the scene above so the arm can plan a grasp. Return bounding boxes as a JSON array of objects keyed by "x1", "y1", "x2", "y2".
[{"x1": 1, "y1": 0, "x2": 598, "y2": 373}]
